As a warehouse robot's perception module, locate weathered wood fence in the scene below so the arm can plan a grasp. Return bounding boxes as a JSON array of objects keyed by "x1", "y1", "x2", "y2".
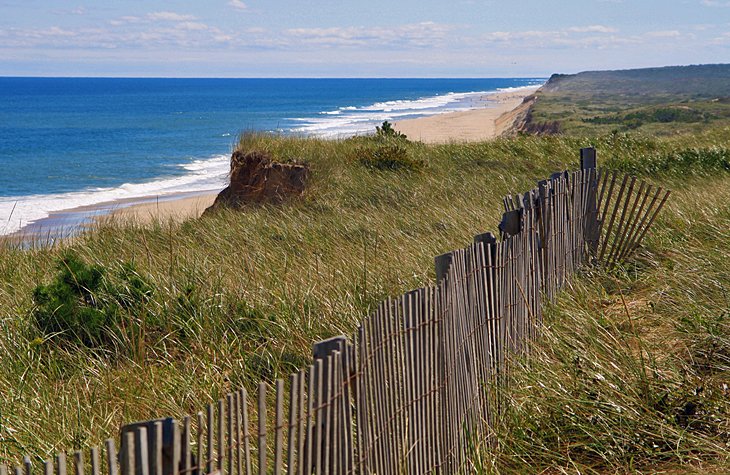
[{"x1": 3, "y1": 149, "x2": 670, "y2": 475}]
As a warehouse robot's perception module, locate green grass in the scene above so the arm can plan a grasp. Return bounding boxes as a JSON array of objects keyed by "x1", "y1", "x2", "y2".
[
  {"x1": 1, "y1": 128, "x2": 730, "y2": 473},
  {"x1": 529, "y1": 95, "x2": 730, "y2": 137},
  {"x1": 483, "y1": 175, "x2": 730, "y2": 473},
  {"x1": 526, "y1": 64, "x2": 730, "y2": 137}
]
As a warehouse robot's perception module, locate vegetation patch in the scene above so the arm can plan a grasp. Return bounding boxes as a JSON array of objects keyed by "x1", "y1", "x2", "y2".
[
  {"x1": 605, "y1": 145, "x2": 730, "y2": 176},
  {"x1": 584, "y1": 106, "x2": 715, "y2": 129},
  {"x1": 353, "y1": 121, "x2": 424, "y2": 171},
  {"x1": 355, "y1": 141, "x2": 424, "y2": 171},
  {"x1": 2, "y1": 124, "x2": 730, "y2": 472},
  {"x1": 524, "y1": 65, "x2": 730, "y2": 136},
  {"x1": 32, "y1": 252, "x2": 152, "y2": 348}
]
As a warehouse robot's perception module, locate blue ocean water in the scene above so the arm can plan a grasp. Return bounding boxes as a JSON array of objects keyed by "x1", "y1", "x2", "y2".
[{"x1": 0, "y1": 77, "x2": 544, "y2": 234}]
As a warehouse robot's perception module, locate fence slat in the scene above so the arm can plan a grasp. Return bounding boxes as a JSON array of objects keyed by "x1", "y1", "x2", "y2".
[
  {"x1": 135, "y1": 428, "x2": 149, "y2": 475},
  {"x1": 218, "y1": 399, "x2": 225, "y2": 474},
  {"x1": 183, "y1": 416, "x2": 192, "y2": 475},
  {"x1": 73, "y1": 452, "x2": 84, "y2": 475},
  {"x1": 240, "y1": 389, "x2": 252, "y2": 475},
  {"x1": 274, "y1": 380, "x2": 284, "y2": 475},
  {"x1": 206, "y1": 404, "x2": 214, "y2": 475},
  {"x1": 105, "y1": 439, "x2": 117, "y2": 475},
  {"x1": 90, "y1": 448, "x2": 100, "y2": 475},
  {"x1": 286, "y1": 373, "x2": 298, "y2": 475},
  {"x1": 227, "y1": 394, "x2": 234, "y2": 475},
  {"x1": 150, "y1": 422, "x2": 162, "y2": 475},
  {"x1": 257, "y1": 383, "x2": 267, "y2": 475}
]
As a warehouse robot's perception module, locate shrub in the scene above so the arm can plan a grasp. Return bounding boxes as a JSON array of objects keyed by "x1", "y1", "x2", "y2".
[
  {"x1": 355, "y1": 142, "x2": 424, "y2": 171},
  {"x1": 375, "y1": 120, "x2": 407, "y2": 140},
  {"x1": 605, "y1": 146, "x2": 730, "y2": 176},
  {"x1": 32, "y1": 252, "x2": 152, "y2": 347}
]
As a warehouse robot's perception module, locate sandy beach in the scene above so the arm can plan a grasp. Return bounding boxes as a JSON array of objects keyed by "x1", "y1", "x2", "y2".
[
  {"x1": 6, "y1": 191, "x2": 221, "y2": 242},
  {"x1": 394, "y1": 86, "x2": 539, "y2": 143},
  {"x1": 103, "y1": 192, "x2": 219, "y2": 226}
]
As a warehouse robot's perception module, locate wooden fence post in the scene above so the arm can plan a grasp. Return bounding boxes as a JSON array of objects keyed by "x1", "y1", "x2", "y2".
[
  {"x1": 312, "y1": 335, "x2": 353, "y2": 474},
  {"x1": 580, "y1": 147, "x2": 600, "y2": 256},
  {"x1": 580, "y1": 147, "x2": 597, "y2": 170},
  {"x1": 499, "y1": 209, "x2": 522, "y2": 238},
  {"x1": 435, "y1": 252, "x2": 453, "y2": 285}
]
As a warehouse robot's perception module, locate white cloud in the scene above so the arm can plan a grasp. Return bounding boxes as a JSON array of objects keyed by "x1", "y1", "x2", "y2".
[
  {"x1": 146, "y1": 11, "x2": 197, "y2": 22},
  {"x1": 701, "y1": 0, "x2": 730, "y2": 6},
  {"x1": 110, "y1": 11, "x2": 200, "y2": 27},
  {"x1": 110, "y1": 16, "x2": 141, "y2": 26},
  {"x1": 712, "y1": 32, "x2": 730, "y2": 43},
  {"x1": 645, "y1": 30, "x2": 682, "y2": 38},
  {"x1": 284, "y1": 22, "x2": 454, "y2": 48},
  {"x1": 567, "y1": 25, "x2": 618, "y2": 33},
  {"x1": 176, "y1": 22, "x2": 209, "y2": 31},
  {"x1": 228, "y1": 0, "x2": 247, "y2": 10},
  {"x1": 472, "y1": 26, "x2": 647, "y2": 51}
]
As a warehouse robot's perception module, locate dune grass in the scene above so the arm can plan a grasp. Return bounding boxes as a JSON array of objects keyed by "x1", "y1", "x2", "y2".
[
  {"x1": 481, "y1": 175, "x2": 730, "y2": 473},
  {"x1": 1, "y1": 128, "x2": 730, "y2": 472}
]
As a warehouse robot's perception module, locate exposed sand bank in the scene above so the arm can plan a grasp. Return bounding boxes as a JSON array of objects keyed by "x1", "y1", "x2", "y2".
[{"x1": 393, "y1": 86, "x2": 539, "y2": 143}]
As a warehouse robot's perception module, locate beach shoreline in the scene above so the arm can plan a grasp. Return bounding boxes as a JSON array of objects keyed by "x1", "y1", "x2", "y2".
[
  {"x1": 9, "y1": 84, "x2": 540, "y2": 239},
  {"x1": 7, "y1": 190, "x2": 221, "y2": 243},
  {"x1": 393, "y1": 86, "x2": 539, "y2": 143}
]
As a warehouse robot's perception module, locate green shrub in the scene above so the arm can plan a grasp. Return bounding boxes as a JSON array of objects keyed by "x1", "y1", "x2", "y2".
[
  {"x1": 354, "y1": 137, "x2": 424, "y2": 172},
  {"x1": 605, "y1": 146, "x2": 730, "y2": 176},
  {"x1": 32, "y1": 252, "x2": 152, "y2": 347},
  {"x1": 375, "y1": 120, "x2": 407, "y2": 140}
]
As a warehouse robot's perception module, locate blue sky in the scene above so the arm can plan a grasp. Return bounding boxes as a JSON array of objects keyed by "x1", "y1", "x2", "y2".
[{"x1": 0, "y1": 0, "x2": 728, "y2": 77}]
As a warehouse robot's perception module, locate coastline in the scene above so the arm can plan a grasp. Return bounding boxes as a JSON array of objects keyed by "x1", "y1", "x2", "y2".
[
  {"x1": 101, "y1": 192, "x2": 219, "y2": 226},
  {"x1": 7, "y1": 190, "x2": 221, "y2": 243},
  {"x1": 107, "y1": 86, "x2": 539, "y2": 226},
  {"x1": 393, "y1": 86, "x2": 539, "y2": 143},
  {"x1": 8, "y1": 85, "x2": 540, "y2": 239}
]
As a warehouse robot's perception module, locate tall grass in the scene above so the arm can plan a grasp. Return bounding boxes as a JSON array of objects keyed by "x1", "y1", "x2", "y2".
[
  {"x1": 484, "y1": 176, "x2": 730, "y2": 473},
  {"x1": 1, "y1": 130, "x2": 729, "y2": 471}
]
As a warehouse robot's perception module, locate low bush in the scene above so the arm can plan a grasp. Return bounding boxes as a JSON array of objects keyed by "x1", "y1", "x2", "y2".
[
  {"x1": 32, "y1": 252, "x2": 152, "y2": 347},
  {"x1": 355, "y1": 142, "x2": 424, "y2": 171},
  {"x1": 375, "y1": 120, "x2": 408, "y2": 140},
  {"x1": 605, "y1": 146, "x2": 730, "y2": 176}
]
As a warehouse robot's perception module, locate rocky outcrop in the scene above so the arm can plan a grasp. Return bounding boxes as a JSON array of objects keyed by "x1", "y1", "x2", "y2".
[{"x1": 205, "y1": 150, "x2": 308, "y2": 213}]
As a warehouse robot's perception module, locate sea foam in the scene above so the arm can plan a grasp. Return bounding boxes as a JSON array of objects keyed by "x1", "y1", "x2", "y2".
[
  {"x1": 290, "y1": 86, "x2": 538, "y2": 138},
  {"x1": 0, "y1": 154, "x2": 229, "y2": 235}
]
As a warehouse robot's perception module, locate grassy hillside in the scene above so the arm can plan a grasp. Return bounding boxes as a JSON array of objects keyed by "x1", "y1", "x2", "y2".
[
  {"x1": 526, "y1": 64, "x2": 730, "y2": 136},
  {"x1": 488, "y1": 172, "x2": 730, "y2": 473},
  {"x1": 1, "y1": 124, "x2": 730, "y2": 472}
]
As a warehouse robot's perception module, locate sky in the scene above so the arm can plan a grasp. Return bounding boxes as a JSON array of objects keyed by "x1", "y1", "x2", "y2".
[{"x1": 0, "y1": 0, "x2": 728, "y2": 77}]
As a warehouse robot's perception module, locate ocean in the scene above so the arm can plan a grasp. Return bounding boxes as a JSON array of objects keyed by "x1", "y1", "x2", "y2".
[{"x1": 0, "y1": 77, "x2": 544, "y2": 236}]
